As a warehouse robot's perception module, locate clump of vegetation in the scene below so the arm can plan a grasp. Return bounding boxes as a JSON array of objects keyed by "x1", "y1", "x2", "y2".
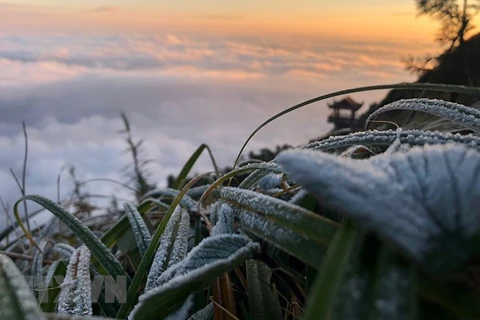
[{"x1": 1, "y1": 81, "x2": 480, "y2": 320}]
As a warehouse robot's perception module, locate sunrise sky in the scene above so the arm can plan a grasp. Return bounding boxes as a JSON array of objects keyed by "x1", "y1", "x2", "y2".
[
  {"x1": 1, "y1": 1, "x2": 479, "y2": 225},
  {"x1": 2, "y1": 1, "x2": 441, "y2": 39}
]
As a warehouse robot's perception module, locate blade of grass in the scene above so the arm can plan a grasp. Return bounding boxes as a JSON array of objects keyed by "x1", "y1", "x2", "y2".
[
  {"x1": 172, "y1": 143, "x2": 220, "y2": 190},
  {"x1": 115, "y1": 172, "x2": 216, "y2": 319},
  {"x1": 302, "y1": 221, "x2": 359, "y2": 320},
  {"x1": 13, "y1": 195, "x2": 129, "y2": 282}
]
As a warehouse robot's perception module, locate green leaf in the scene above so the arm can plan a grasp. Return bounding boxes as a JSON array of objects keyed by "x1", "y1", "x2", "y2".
[
  {"x1": 367, "y1": 98, "x2": 480, "y2": 133},
  {"x1": 277, "y1": 144, "x2": 480, "y2": 275},
  {"x1": 221, "y1": 187, "x2": 338, "y2": 267},
  {"x1": 302, "y1": 222, "x2": 358, "y2": 320},
  {"x1": 127, "y1": 235, "x2": 260, "y2": 320},
  {"x1": 124, "y1": 202, "x2": 152, "y2": 257},
  {"x1": 246, "y1": 260, "x2": 283, "y2": 320},
  {"x1": 13, "y1": 195, "x2": 129, "y2": 283},
  {"x1": 171, "y1": 143, "x2": 219, "y2": 190},
  {"x1": 0, "y1": 253, "x2": 47, "y2": 319}
]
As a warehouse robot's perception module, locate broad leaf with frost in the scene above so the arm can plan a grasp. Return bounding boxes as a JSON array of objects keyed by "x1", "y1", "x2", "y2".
[
  {"x1": 276, "y1": 144, "x2": 480, "y2": 275},
  {"x1": 0, "y1": 254, "x2": 46, "y2": 320},
  {"x1": 128, "y1": 234, "x2": 260, "y2": 320},
  {"x1": 124, "y1": 202, "x2": 151, "y2": 257},
  {"x1": 367, "y1": 98, "x2": 480, "y2": 133},
  {"x1": 221, "y1": 187, "x2": 337, "y2": 248},
  {"x1": 144, "y1": 206, "x2": 190, "y2": 292},
  {"x1": 57, "y1": 245, "x2": 93, "y2": 316},
  {"x1": 221, "y1": 187, "x2": 337, "y2": 268}
]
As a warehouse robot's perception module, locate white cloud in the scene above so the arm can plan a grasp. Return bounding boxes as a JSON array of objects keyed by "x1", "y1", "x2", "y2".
[{"x1": 0, "y1": 31, "x2": 421, "y2": 228}]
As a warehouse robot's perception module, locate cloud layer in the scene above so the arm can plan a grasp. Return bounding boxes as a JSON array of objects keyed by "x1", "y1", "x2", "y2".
[{"x1": 0, "y1": 31, "x2": 428, "y2": 227}]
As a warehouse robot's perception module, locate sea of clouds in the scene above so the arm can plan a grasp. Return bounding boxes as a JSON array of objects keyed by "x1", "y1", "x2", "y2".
[{"x1": 0, "y1": 30, "x2": 432, "y2": 228}]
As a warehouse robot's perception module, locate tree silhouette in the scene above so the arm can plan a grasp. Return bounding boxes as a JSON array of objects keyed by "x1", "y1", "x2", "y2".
[
  {"x1": 404, "y1": 0, "x2": 479, "y2": 75},
  {"x1": 417, "y1": 0, "x2": 479, "y2": 47}
]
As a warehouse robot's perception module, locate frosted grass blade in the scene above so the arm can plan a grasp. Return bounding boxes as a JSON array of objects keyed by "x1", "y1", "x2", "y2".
[
  {"x1": 145, "y1": 207, "x2": 190, "y2": 292},
  {"x1": 124, "y1": 202, "x2": 152, "y2": 257},
  {"x1": 13, "y1": 195, "x2": 129, "y2": 282},
  {"x1": 57, "y1": 245, "x2": 93, "y2": 316}
]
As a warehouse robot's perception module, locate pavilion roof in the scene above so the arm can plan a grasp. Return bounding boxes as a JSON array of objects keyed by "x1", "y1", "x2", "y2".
[{"x1": 327, "y1": 96, "x2": 363, "y2": 111}]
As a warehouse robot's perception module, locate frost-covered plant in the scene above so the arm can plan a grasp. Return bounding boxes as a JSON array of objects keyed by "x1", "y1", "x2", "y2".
[
  {"x1": 57, "y1": 245, "x2": 93, "y2": 316},
  {"x1": 5, "y1": 86, "x2": 480, "y2": 320}
]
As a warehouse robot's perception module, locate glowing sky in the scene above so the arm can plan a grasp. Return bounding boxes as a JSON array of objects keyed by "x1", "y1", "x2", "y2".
[{"x1": 1, "y1": 0, "x2": 443, "y2": 40}]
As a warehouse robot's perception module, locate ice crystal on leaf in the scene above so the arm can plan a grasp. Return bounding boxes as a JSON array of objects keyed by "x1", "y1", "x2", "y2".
[
  {"x1": 145, "y1": 206, "x2": 190, "y2": 292},
  {"x1": 57, "y1": 245, "x2": 93, "y2": 316},
  {"x1": 128, "y1": 234, "x2": 259, "y2": 320},
  {"x1": 367, "y1": 98, "x2": 480, "y2": 133},
  {"x1": 277, "y1": 144, "x2": 480, "y2": 275},
  {"x1": 124, "y1": 202, "x2": 152, "y2": 257}
]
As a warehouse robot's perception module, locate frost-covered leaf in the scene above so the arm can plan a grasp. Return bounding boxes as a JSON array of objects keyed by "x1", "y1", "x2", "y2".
[
  {"x1": 0, "y1": 254, "x2": 47, "y2": 320},
  {"x1": 128, "y1": 234, "x2": 260, "y2": 320},
  {"x1": 236, "y1": 205, "x2": 327, "y2": 267},
  {"x1": 221, "y1": 187, "x2": 337, "y2": 267},
  {"x1": 54, "y1": 243, "x2": 76, "y2": 259},
  {"x1": 57, "y1": 245, "x2": 93, "y2": 316},
  {"x1": 367, "y1": 98, "x2": 480, "y2": 133},
  {"x1": 221, "y1": 187, "x2": 337, "y2": 249},
  {"x1": 145, "y1": 206, "x2": 190, "y2": 292},
  {"x1": 238, "y1": 162, "x2": 284, "y2": 190},
  {"x1": 124, "y1": 202, "x2": 152, "y2": 257},
  {"x1": 301, "y1": 129, "x2": 480, "y2": 152},
  {"x1": 14, "y1": 195, "x2": 129, "y2": 282},
  {"x1": 211, "y1": 202, "x2": 235, "y2": 236},
  {"x1": 277, "y1": 144, "x2": 480, "y2": 275},
  {"x1": 188, "y1": 302, "x2": 213, "y2": 320}
]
